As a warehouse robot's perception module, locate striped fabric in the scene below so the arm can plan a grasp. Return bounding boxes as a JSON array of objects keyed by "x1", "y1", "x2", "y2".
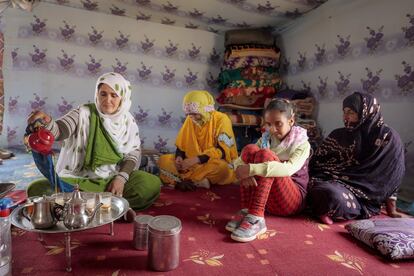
[{"x1": 47, "y1": 109, "x2": 80, "y2": 140}]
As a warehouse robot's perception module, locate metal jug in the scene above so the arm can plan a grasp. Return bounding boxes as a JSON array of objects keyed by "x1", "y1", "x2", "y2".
[
  {"x1": 23, "y1": 195, "x2": 59, "y2": 229},
  {"x1": 28, "y1": 127, "x2": 55, "y2": 155},
  {"x1": 62, "y1": 185, "x2": 102, "y2": 230}
]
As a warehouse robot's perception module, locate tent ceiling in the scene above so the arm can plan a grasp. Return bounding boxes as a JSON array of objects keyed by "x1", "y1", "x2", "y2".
[{"x1": 42, "y1": 0, "x2": 328, "y2": 34}]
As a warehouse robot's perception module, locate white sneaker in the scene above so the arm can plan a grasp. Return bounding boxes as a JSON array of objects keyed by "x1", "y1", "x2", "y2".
[
  {"x1": 194, "y1": 178, "x2": 210, "y2": 189},
  {"x1": 231, "y1": 214, "x2": 267, "y2": 243}
]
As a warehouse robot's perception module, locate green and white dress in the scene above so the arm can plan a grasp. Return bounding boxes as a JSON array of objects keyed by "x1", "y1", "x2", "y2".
[{"x1": 28, "y1": 72, "x2": 160, "y2": 210}]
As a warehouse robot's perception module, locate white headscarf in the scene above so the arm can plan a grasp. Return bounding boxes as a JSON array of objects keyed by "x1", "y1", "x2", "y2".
[
  {"x1": 57, "y1": 72, "x2": 140, "y2": 179},
  {"x1": 94, "y1": 72, "x2": 139, "y2": 154}
]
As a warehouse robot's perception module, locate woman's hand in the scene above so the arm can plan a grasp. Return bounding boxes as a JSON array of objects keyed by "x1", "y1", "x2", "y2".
[
  {"x1": 175, "y1": 156, "x2": 183, "y2": 171},
  {"x1": 240, "y1": 177, "x2": 258, "y2": 188},
  {"x1": 107, "y1": 176, "x2": 125, "y2": 197},
  {"x1": 27, "y1": 110, "x2": 52, "y2": 125},
  {"x1": 235, "y1": 164, "x2": 251, "y2": 180},
  {"x1": 181, "y1": 157, "x2": 200, "y2": 171}
]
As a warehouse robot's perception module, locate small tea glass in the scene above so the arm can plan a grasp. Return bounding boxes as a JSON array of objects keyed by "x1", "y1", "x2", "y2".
[
  {"x1": 52, "y1": 192, "x2": 72, "y2": 206},
  {"x1": 83, "y1": 192, "x2": 97, "y2": 213},
  {"x1": 99, "y1": 192, "x2": 112, "y2": 211}
]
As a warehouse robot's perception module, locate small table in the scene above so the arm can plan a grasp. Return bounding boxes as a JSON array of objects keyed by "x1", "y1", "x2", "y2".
[{"x1": 10, "y1": 196, "x2": 129, "y2": 272}]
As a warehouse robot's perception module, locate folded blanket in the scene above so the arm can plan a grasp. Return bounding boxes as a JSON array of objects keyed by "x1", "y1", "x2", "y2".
[
  {"x1": 219, "y1": 67, "x2": 280, "y2": 87},
  {"x1": 218, "y1": 86, "x2": 277, "y2": 98},
  {"x1": 225, "y1": 48, "x2": 280, "y2": 60},
  {"x1": 225, "y1": 44, "x2": 279, "y2": 52},
  {"x1": 292, "y1": 97, "x2": 316, "y2": 117},
  {"x1": 217, "y1": 86, "x2": 277, "y2": 108},
  {"x1": 296, "y1": 118, "x2": 317, "y2": 129},
  {"x1": 222, "y1": 56, "x2": 279, "y2": 70},
  {"x1": 225, "y1": 78, "x2": 282, "y2": 90},
  {"x1": 224, "y1": 112, "x2": 263, "y2": 126}
]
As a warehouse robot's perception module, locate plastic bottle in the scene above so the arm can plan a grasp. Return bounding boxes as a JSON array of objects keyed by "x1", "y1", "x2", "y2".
[{"x1": 0, "y1": 198, "x2": 13, "y2": 276}]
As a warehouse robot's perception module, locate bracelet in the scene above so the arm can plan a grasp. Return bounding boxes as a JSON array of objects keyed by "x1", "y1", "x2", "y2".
[{"x1": 117, "y1": 172, "x2": 129, "y2": 183}]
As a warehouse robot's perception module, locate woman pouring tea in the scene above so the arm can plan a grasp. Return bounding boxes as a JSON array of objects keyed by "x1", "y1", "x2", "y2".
[{"x1": 26, "y1": 72, "x2": 161, "y2": 220}]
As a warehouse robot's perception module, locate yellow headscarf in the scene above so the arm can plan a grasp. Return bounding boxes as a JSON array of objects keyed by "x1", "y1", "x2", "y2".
[{"x1": 182, "y1": 90, "x2": 215, "y2": 125}]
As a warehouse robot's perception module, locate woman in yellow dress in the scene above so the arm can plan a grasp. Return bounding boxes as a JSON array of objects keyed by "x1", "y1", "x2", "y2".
[{"x1": 158, "y1": 90, "x2": 238, "y2": 191}]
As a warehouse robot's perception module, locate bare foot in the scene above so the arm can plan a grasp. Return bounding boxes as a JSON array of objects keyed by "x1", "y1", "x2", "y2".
[
  {"x1": 123, "y1": 208, "x2": 136, "y2": 223},
  {"x1": 320, "y1": 215, "x2": 333, "y2": 225},
  {"x1": 386, "y1": 198, "x2": 402, "y2": 218}
]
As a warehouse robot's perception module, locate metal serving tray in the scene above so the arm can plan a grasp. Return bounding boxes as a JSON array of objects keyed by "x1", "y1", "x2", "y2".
[{"x1": 11, "y1": 196, "x2": 129, "y2": 233}]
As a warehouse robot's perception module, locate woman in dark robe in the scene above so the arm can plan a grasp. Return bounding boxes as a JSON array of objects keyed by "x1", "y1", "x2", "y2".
[{"x1": 308, "y1": 92, "x2": 405, "y2": 224}]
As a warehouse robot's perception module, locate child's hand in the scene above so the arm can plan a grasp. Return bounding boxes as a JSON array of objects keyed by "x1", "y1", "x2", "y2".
[{"x1": 235, "y1": 164, "x2": 250, "y2": 180}]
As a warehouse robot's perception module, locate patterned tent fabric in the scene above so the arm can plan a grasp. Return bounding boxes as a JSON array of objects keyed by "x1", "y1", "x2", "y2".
[{"x1": 39, "y1": 0, "x2": 329, "y2": 34}]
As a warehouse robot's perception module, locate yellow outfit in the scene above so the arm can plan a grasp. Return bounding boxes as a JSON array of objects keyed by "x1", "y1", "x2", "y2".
[{"x1": 158, "y1": 90, "x2": 238, "y2": 186}]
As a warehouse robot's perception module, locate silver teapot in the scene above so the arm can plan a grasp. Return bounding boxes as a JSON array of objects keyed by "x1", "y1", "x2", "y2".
[
  {"x1": 23, "y1": 195, "x2": 60, "y2": 229},
  {"x1": 61, "y1": 185, "x2": 102, "y2": 230}
]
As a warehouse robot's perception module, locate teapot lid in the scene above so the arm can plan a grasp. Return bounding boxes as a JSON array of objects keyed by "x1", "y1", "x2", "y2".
[{"x1": 70, "y1": 184, "x2": 85, "y2": 202}]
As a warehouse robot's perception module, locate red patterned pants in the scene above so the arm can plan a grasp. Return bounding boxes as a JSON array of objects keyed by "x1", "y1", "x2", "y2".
[{"x1": 240, "y1": 144, "x2": 303, "y2": 217}]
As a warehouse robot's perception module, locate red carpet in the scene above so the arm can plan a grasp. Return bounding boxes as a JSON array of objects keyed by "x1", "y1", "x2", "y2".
[{"x1": 11, "y1": 185, "x2": 414, "y2": 275}]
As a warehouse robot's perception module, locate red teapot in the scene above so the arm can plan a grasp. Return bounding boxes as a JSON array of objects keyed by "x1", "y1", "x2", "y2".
[{"x1": 28, "y1": 128, "x2": 55, "y2": 155}]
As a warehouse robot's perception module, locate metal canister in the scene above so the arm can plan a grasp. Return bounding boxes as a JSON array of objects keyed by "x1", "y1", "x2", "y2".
[
  {"x1": 148, "y1": 215, "x2": 182, "y2": 271},
  {"x1": 133, "y1": 215, "x2": 154, "y2": 250}
]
